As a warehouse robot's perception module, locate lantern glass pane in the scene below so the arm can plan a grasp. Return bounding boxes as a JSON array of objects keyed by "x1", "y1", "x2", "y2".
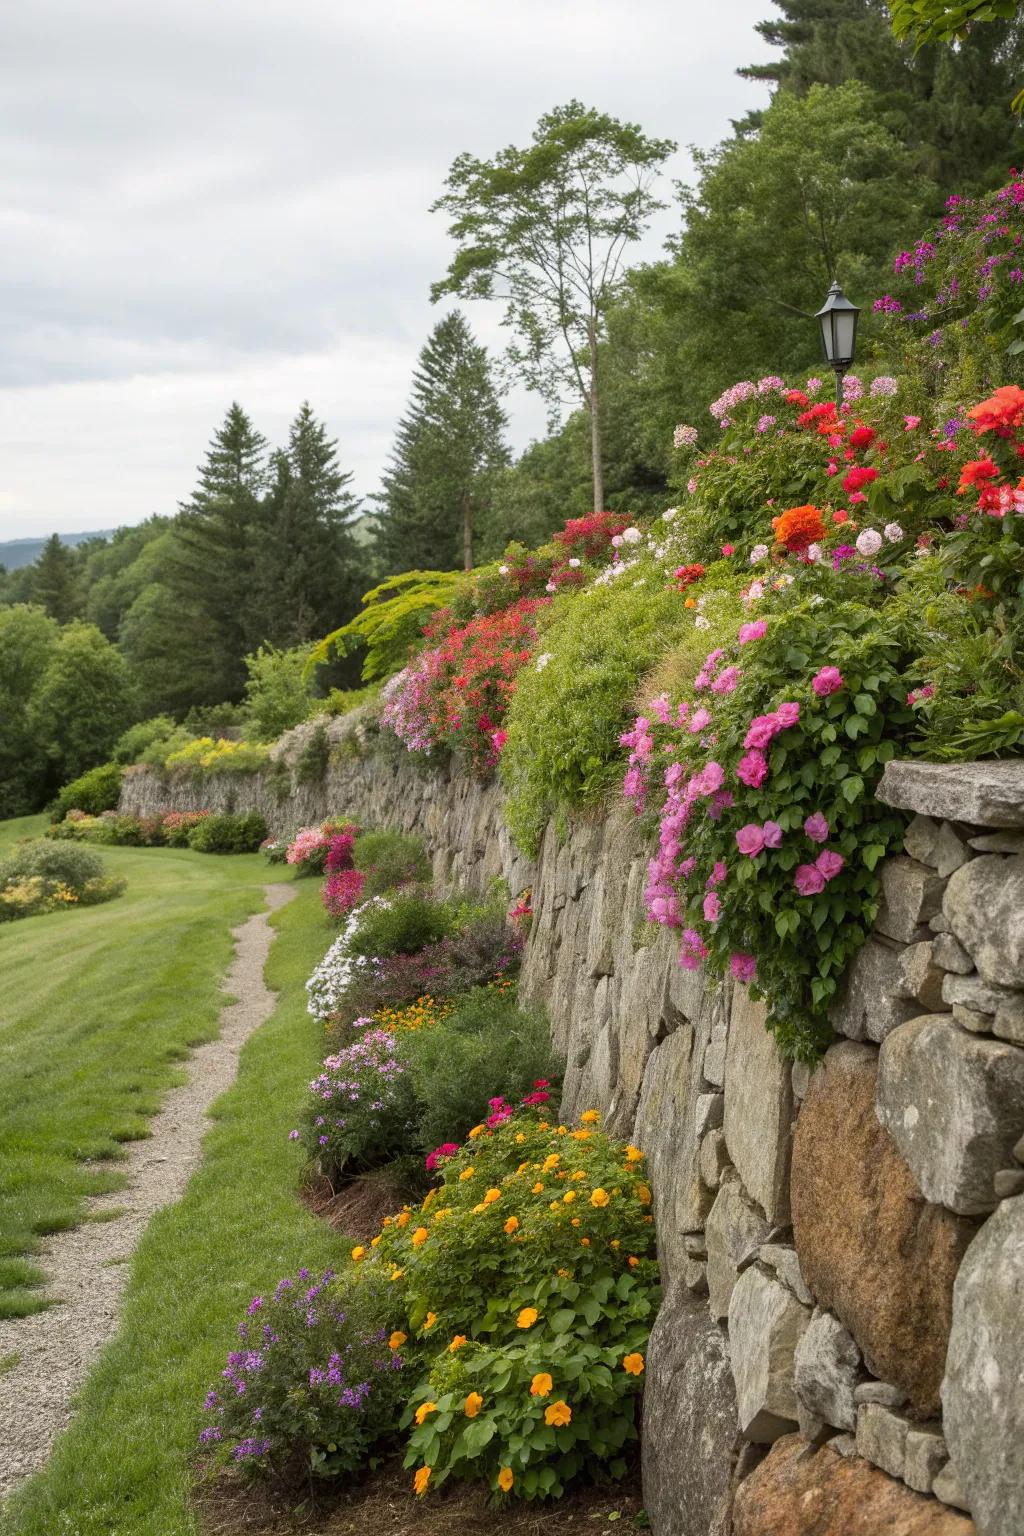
[
  {"x1": 834, "y1": 309, "x2": 857, "y2": 365},
  {"x1": 819, "y1": 313, "x2": 835, "y2": 363}
]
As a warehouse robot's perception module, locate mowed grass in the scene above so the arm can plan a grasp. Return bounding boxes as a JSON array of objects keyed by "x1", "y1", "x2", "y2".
[
  {"x1": 0, "y1": 819, "x2": 289, "y2": 1317},
  {"x1": 2, "y1": 881, "x2": 339, "y2": 1536}
]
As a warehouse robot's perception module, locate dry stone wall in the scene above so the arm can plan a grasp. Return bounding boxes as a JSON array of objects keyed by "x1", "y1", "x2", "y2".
[{"x1": 121, "y1": 734, "x2": 1024, "y2": 1536}]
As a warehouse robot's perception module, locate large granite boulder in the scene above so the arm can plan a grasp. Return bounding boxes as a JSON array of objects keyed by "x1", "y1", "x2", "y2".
[
  {"x1": 728, "y1": 1266, "x2": 810, "y2": 1443},
  {"x1": 642, "y1": 1283, "x2": 739, "y2": 1536},
  {"x1": 943, "y1": 1195, "x2": 1024, "y2": 1536},
  {"x1": 732, "y1": 1436, "x2": 976, "y2": 1535},
  {"x1": 876, "y1": 1015, "x2": 1024, "y2": 1215},
  {"x1": 793, "y1": 1309, "x2": 860, "y2": 1435},
  {"x1": 791, "y1": 1041, "x2": 976, "y2": 1416},
  {"x1": 943, "y1": 854, "x2": 1024, "y2": 989},
  {"x1": 724, "y1": 987, "x2": 792, "y2": 1224},
  {"x1": 876, "y1": 759, "x2": 1024, "y2": 827}
]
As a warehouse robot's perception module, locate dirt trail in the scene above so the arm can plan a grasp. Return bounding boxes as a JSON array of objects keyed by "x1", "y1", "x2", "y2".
[{"x1": 0, "y1": 882, "x2": 296, "y2": 1501}]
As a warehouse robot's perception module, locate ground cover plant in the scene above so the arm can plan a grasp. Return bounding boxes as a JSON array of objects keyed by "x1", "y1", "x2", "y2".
[{"x1": 0, "y1": 829, "x2": 286, "y2": 1318}]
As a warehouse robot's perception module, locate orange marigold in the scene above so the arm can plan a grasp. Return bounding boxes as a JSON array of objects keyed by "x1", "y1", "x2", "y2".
[
  {"x1": 771, "y1": 504, "x2": 826, "y2": 553},
  {"x1": 414, "y1": 1466, "x2": 431, "y2": 1496}
]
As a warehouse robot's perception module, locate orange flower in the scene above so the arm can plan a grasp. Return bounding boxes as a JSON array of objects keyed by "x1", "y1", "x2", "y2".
[
  {"x1": 390, "y1": 1267, "x2": 404, "y2": 1282},
  {"x1": 517, "y1": 1307, "x2": 539, "y2": 1329},
  {"x1": 635, "y1": 1182, "x2": 652, "y2": 1206},
  {"x1": 449, "y1": 1334, "x2": 467, "y2": 1352},
  {"x1": 415, "y1": 1401, "x2": 437, "y2": 1425},
  {"x1": 771, "y1": 504, "x2": 825, "y2": 553},
  {"x1": 590, "y1": 1188, "x2": 610, "y2": 1208},
  {"x1": 388, "y1": 1331, "x2": 407, "y2": 1350},
  {"x1": 468, "y1": 1124, "x2": 485, "y2": 1139},
  {"x1": 423, "y1": 1311, "x2": 437, "y2": 1330},
  {"x1": 625, "y1": 1145, "x2": 643, "y2": 1164},
  {"x1": 411, "y1": 1227, "x2": 429, "y2": 1246},
  {"x1": 464, "y1": 1391, "x2": 484, "y2": 1418},
  {"x1": 571, "y1": 1217, "x2": 581, "y2": 1228},
  {"x1": 350, "y1": 1245, "x2": 365, "y2": 1262},
  {"x1": 623, "y1": 1352, "x2": 645, "y2": 1376},
  {"x1": 498, "y1": 1468, "x2": 514, "y2": 1492},
  {"x1": 562, "y1": 1191, "x2": 576, "y2": 1205},
  {"x1": 580, "y1": 1237, "x2": 590, "y2": 1247},
  {"x1": 581, "y1": 1109, "x2": 600, "y2": 1124},
  {"x1": 545, "y1": 1400, "x2": 572, "y2": 1427},
  {"x1": 628, "y1": 1255, "x2": 639, "y2": 1268},
  {"x1": 967, "y1": 384, "x2": 1024, "y2": 435},
  {"x1": 530, "y1": 1372, "x2": 553, "y2": 1398},
  {"x1": 542, "y1": 1154, "x2": 560, "y2": 1172},
  {"x1": 957, "y1": 457, "x2": 999, "y2": 494},
  {"x1": 532, "y1": 1182, "x2": 544, "y2": 1194},
  {"x1": 459, "y1": 1167, "x2": 475, "y2": 1181},
  {"x1": 396, "y1": 1211, "x2": 410, "y2": 1228},
  {"x1": 414, "y1": 1466, "x2": 431, "y2": 1496},
  {"x1": 370, "y1": 1235, "x2": 381, "y2": 1248},
  {"x1": 504, "y1": 1216, "x2": 520, "y2": 1235},
  {"x1": 483, "y1": 1187, "x2": 501, "y2": 1205}
]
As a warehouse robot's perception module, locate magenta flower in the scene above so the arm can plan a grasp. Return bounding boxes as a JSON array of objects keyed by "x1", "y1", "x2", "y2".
[
  {"x1": 735, "y1": 823, "x2": 766, "y2": 857},
  {"x1": 689, "y1": 707, "x2": 712, "y2": 734},
  {"x1": 816, "y1": 850, "x2": 845, "y2": 881},
  {"x1": 775, "y1": 702, "x2": 801, "y2": 728},
  {"x1": 707, "y1": 860, "x2": 728, "y2": 887},
  {"x1": 743, "y1": 715, "x2": 779, "y2": 749},
  {"x1": 730, "y1": 952, "x2": 757, "y2": 984},
  {"x1": 679, "y1": 928, "x2": 708, "y2": 972},
  {"x1": 794, "y1": 864, "x2": 826, "y2": 896},
  {"x1": 736, "y1": 750, "x2": 768, "y2": 787},
  {"x1": 703, "y1": 891, "x2": 722, "y2": 923},
  {"x1": 811, "y1": 666, "x2": 844, "y2": 697},
  {"x1": 711, "y1": 665, "x2": 740, "y2": 695},
  {"x1": 738, "y1": 620, "x2": 767, "y2": 645},
  {"x1": 804, "y1": 811, "x2": 829, "y2": 843},
  {"x1": 695, "y1": 760, "x2": 725, "y2": 795},
  {"x1": 762, "y1": 820, "x2": 783, "y2": 848}
]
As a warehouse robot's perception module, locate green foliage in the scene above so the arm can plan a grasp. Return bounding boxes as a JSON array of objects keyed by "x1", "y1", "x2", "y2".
[
  {"x1": 186, "y1": 811, "x2": 268, "y2": 855},
  {"x1": 318, "y1": 684, "x2": 380, "y2": 716},
  {"x1": 30, "y1": 534, "x2": 80, "y2": 624},
  {"x1": 243, "y1": 644, "x2": 315, "y2": 742},
  {"x1": 309, "y1": 569, "x2": 464, "y2": 684},
  {"x1": 162, "y1": 736, "x2": 270, "y2": 777},
  {"x1": 0, "y1": 606, "x2": 59, "y2": 817},
  {"x1": 28, "y1": 620, "x2": 135, "y2": 790},
  {"x1": 295, "y1": 722, "x2": 330, "y2": 784},
  {"x1": 354, "y1": 830, "x2": 432, "y2": 898},
  {"x1": 48, "y1": 763, "x2": 123, "y2": 822},
  {"x1": 500, "y1": 565, "x2": 712, "y2": 854},
  {"x1": 0, "y1": 839, "x2": 106, "y2": 890},
  {"x1": 111, "y1": 715, "x2": 177, "y2": 765},
  {"x1": 345, "y1": 889, "x2": 456, "y2": 961}
]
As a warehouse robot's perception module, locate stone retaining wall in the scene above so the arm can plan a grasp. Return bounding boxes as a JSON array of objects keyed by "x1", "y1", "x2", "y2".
[{"x1": 120, "y1": 734, "x2": 1024, "y2": 1536}]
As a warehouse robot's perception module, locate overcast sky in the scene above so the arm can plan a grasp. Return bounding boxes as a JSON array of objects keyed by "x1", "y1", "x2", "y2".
[{"x1": 0, "y1": 0, "x2": 774, "y2": 540}]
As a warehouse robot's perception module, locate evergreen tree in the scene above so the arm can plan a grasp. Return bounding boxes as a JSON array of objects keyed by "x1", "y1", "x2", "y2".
[
  {"x1": 375, "y1": 312, "x2": 509, "y2": 573},
  {"x1": 170, "y1": 403, "x2": 269, "y2": 698},
  {"x1": 31, "y1": 534, "x2": 80, "y2": 624},
  {"x1": 257, "y1": 404, "x2": 364, "y2": 645}
]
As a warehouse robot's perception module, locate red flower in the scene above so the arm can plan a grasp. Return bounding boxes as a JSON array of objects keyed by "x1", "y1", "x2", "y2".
[
  {"x1": 786, "y1": 390, "x2": 810, "y2": 407},
  {"x1": 957, "y1": 458, "x2": 999, "y2": 494},
  {"x1": 967, "y1": 385, "x2": 1024, "y2": 436},
  {"x1": 673, "y1": 562, "x2": 706, "y2": 591},
  {"x1": 797, "y1": 402, "x2": 837, "y2": 428},
  {"x1": 842, "y1": 465, "x2": 878, "y2": 495},
  {"x1": 552, "y1": 511, "x2": 630, "y2": 560},
  {"x1": 771, "y1": 505, "x2": 825, "y2": 552},
  {"x1": 849, "y1": 424, "x2": 876, "y2": 450}
]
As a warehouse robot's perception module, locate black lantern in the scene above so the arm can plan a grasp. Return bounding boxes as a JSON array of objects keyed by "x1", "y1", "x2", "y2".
[{"x1": 815, "y1": 280, "x2": 860, "y2": 404}]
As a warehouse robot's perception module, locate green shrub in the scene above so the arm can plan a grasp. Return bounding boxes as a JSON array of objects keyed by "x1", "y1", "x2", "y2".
[
  {"x1": 48, "y1": 762, "x2": 123, "y2": 823},
  {"x1": 186, "y1": 811, "x2": 268, "y2": 854},
  {"x1": 0, "y1": 839, "x2": 106, "y2": 889},
  {"x1": 0, "y1": 839, "x2": 124, "y2": 921},
  {"x1": 111, "y1": 715, "x2": 178, "y2": 766},
  {"x1": 295, "y1": 723, "x2": 330, "y2": 785},
  {"x1": 243, "y1": 644, "x2": 315, "y2": 742},
  {"x1": 319, "y1": 684, "x2": 380, "y2": 717},
  {"x1": 355, "y1": 830, "x2": 432, "y2": 897},
  {"x1": 345, "y1": 889, "x2": 456, "y2": 960}
]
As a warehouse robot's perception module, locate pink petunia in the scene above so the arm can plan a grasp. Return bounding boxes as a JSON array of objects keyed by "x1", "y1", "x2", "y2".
[
  {"x1": 738, "y1": 620, "x2": 767, "y2": 645},
  {"x1": 735, "y1": 823, "x2": 766, "y2": 857},
  {"x1": 736, "y1": 750, "x2": 768, "y2": 788},
  {"x1": 811, "y1": 666, "x2": 844, "y2": 697},
  {"x1": 794, "y1": 864, "x2": 826, "y2": 897},
  {"x1": 730, "y1": 952, "x2": 757, "y2": 984},
  {"x1": 762, "y1": 820, "x2": 783, "y2": 848},
  {"x1": 804, "y1": 811, "x2": 830, "y2": 843},
  {"x1": 816, "y1": 849, "x2": 845, "y2": 881}
]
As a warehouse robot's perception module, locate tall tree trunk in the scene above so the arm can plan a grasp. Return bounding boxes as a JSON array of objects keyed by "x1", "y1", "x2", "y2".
[
  {"x1": 462, "y1": 491, "x2": 473, "y2": 571},
  {"x1": 587, "y1": 317, "x2": 604, "y2": 513}
]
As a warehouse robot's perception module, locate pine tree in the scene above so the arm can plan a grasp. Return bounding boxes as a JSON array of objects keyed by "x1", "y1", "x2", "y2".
[
  {"x1": 170, "y1": 403, "x2": 269, "y2": 698},
  {"x1": 375, "y1": 312, "x2": 509, "y2": 573},
  {"x1": 31, "y1": 534, "x2": 80, "y2": 624},
  {"x1": 257, "y1": 404, "x2": 364, "y2": 644}
]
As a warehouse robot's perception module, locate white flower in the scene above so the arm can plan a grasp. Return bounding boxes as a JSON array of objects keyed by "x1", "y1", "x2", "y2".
[
  {"x1": 855, "y1": 528, "x2": 883, "y2": 557},
  {"x1": 806, "y1": 543, "x2": 822, "y2": 563},
  {"x1": 749, "y1": 543, "x2": 769, "y2": 564},
  {"x1": 545, "y1": 580, "x2": 557, "y2": 593},
  {"x1": 663, "y1": 507, "x2": 678, "y2": 522},
  {"x1": 694, "y1": 615, "x2": 710, "y2": 630},
  {"x1": 535, "y1": 652, "x2": 553, "y2": 672},
  {"x1": 498, "y1": 564, "x2": 509, "y2": 575},
  {"x1": 611, "y1": 535, "x2": 624, "y2": 548},
  {"x1": 883, "y1": 522, "x2": 904, "y2": 542},
  {"x1": 568, "y1": 557, "x2": 581, "y2": 568},
  {"x1": 809, "y1": 594, "x2": 825, "y2": 607},
  {"x1": 622, "y1": 526, "x2": 642, "y2": 545}
]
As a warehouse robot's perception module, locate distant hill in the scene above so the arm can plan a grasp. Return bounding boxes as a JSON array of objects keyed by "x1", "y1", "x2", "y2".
[{"x1": 0, "y1": 531, "x2": 115, "y2": 571}]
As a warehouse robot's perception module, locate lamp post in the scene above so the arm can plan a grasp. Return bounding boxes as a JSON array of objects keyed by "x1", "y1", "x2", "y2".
[{"x1": 815, "y1": 280, "x2": 861, "y2": 406}]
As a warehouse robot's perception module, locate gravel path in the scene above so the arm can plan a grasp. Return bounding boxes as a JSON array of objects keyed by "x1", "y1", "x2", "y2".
[{"x1": 0, "y1": 882, "x2": 296, "y2": 1501}]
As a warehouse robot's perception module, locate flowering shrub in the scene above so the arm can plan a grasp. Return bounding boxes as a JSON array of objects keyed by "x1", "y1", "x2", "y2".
[
  {"x1": 48, "y1": 761, "x2": 123, "y2": 823},
  {"x1": 552, "y1": 511, "x2": 631, "y2": 560},
  {"x1": 0, "y1": 840, "x2": 125, "y2": 922},
  {"x1": 323, "y1": 868, "x2": 366, "y2": 920},
  {"x1": 300, "y1": 1029, "x2": 418, "y2": 1178},
  {"x1": 305, "y1": 899, "x2": 391, "y2": 1024},
  {"x1": 286, "y1": 819, "x2": 355, "y2": 876},
  {"x1": 199, "y1": 1266, "x2": 408, "y2": 1478},
  {"x1": 162, "y1": 736, "x2": 270, "y2": 777}
]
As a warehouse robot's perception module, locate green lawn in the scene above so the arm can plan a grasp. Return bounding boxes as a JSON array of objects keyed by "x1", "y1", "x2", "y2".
[
  {"x1": 0, "y1": 821, "x2": 290, "y2": 1317},
  {"x1": 2, "y1": 879, "x2": 340, "y2": 1536}
]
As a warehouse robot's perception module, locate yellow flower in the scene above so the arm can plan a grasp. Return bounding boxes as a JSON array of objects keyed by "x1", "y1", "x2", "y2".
[
  {"x1": 557, "y1": 1267, "x2": 571, "y2": 1278},
  {"x1": 370, "y1": 1235, "x2": 381, "y2": 1248},
  {"x1": 449, "y1": 1334, "x2": 467, "y2": 1352},
  {"x1": 516, "y1": 1162, "x2": 528, "y2": 1174},
  {"x1": 415, "y1": 1401, "x2": 437, "y2": 1425},
  {"x1": 423, "y1": 1311, "x2": 437, "y2": 1330},
  {"x1": 388, "y1": 1331, "x2": 407, "y2": 1350},
  {"x1": 530, "y1": 1372, "x2": 553, "y2": 1398},
  {"x1": 472, "y1": 1203, "x2": 487, "y2": 1214},
  {"x1": 468, "y1": 1125, "x2": 485, "y2": 1140},
  {"x1": 433, "y1": 1207, "x2": 450, "y2": 1223},
  {"x1": 571, "y1": 1218, "x2": 581, "y2": 1228},
  {"x1": 351, "y1": 1245, "x2": 366, "y2": 1262},
  {"x1": 483, "y1": 1187, "x2": 501, "y2": 1205},
  {"x1": 571, "y1": 1130, "x2": 591, "y2": 1142},
  {"x1": 545, "y1": 1400, "x2": 572, "y2": 1426},
  {"x1": 414, "y1": 1465, "x2": 431, "y2": 1496},
  {"x1": 532, "y1": 1182, "x2": 544, "y2": 1194},
  {"x1": 580, "y1": 1237, "x2": 591, "y2": 1247},
  {"x1": 625, "y1": 1145, "x2": 644, "y2": 1164},
  {"x1": 515, "y1": 1133, "x2": 526, "y2": 1144},
  {"x1": 610, "y1": 1239, "x2": 620, "y2": 1250},
  {"x1": 623, "y1": 1352, "x2": 645, "y2": 1377},
  {"x1": 542, "y1": 1154, "x2": 560, "y2": 1173},
  {"x1": 459, "y1": 1167, "x2": 475, "y2": 1181},
  {"x1": 396, "y1": 1211, "x2": 410, "y2": 1228},
  {"x1": 549, "y1": 1201, "x2": 560, "y2": 1213},
  {"x1": 517, "y1": 1307, "x2": 539, "y2": 1329},
  {"x1": 464, "y1": 1391, "x2": 484, "y2": 1418},
  {"x1": 504, "y1": 1216, "x2": 519, "y2": 1235},
  {"x1": 636, "y1": 1183, "x2": 652, "y2": 1206},
  {"x1": 382, "y1": 1216, "x2": 393, "y2": 1227},
  {"x1": 498, "y1": 1468, "x2": 514, "y2": 1492},
  {"x1": 590, "y1": 1188, "x2": 610, "y2": 1208},
  {"x1": 422, "y1": 1189, "x2": 436, "y2": 1210},
  {"x1": 411, "y1": 1226, "x2": 429, "y2": 1246},
  {"x1": 557, "y1": 1126, "x2": 568, "y2": 1136},
  {"x1": 390, "y1": 1267, "x2": 405, "y2": 1282},
  {"x1": 581, "y1": 1109, "x2": 600, "y2": 1124},
  {"x1": 562, "y1": 1191, "x2": 576, "y2": 1205}
]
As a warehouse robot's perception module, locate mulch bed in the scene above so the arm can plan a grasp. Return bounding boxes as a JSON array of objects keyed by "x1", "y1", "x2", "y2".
[
  {"x1": 301, "y1": 1172, "x2": 411, "y2": 1241},
  {"x1": 198, "y1": 1460, "x2": 645, "y2": 1536}
]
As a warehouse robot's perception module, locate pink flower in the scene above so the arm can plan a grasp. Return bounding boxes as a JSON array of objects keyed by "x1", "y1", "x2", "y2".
[
  {"x1": 708, "y1": 789, "x2": 734, "y2": 821},
  {"x1": 904, "y1": 415, "x2": 921, "y2": 430},
  {"x1": 804, "y1": 811, "x2": 830, "y2": 843},
  {"x1": 812, "y1": 666, "x2": 844, "y2": 697},
  {"x1": 743, "y1": 715, "x2": 780, "y2": 749},
  {"x1": 711, "y1": 665, "x2": 740, "y2": 695},
  {"x1": 816, "y1": 850, "x2": 845, "y2": 881},
  {"x1": 775, "y1": 702, "x2": 800, "y2": 728},
  {"x1": 694, "y1": 760, "x2": 725, "y2": 796},
  {"x1": 679, "y1": 857, "x2": 697, "y2": 879},
  {"x1": 688, "y1": 707, "x2": 712, "y2": 734},
  {"x1": 738, "y1": 620, "x2": 767, "y2": 645},
  {"x1": 736, "y1": 823, "x2": 766, "y2": 857},
  {"x1": 762, "y1": 820, "x2": 783, "y2": 848},
  {"x1": 707, "y1": 860, "x2": 728, "y2": 887},
  {"x1": 425, "y1": 1142, "x2": 461, "y2": 1172},
  {"x1": 679, "y1": 928, "x2": 708, "y2": 972},
  {"x1": 794, "y1": 864, "x2": 826, "y2": 897},
  {"x1": 721, "y1": 544, "x2": 735, "y2": 556},
  {"x1": 703, "y1": 891, "x2": 722, "y2": 923},
  {"x1": 736, "y1": 750, "x2": 768, "y2": 787},
  {"x1": 492, "y1": 729, "x2": 508, "y2": 752},
  {"x1": 730, "y1": 952, "x2": 757, "y2": 984}
]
